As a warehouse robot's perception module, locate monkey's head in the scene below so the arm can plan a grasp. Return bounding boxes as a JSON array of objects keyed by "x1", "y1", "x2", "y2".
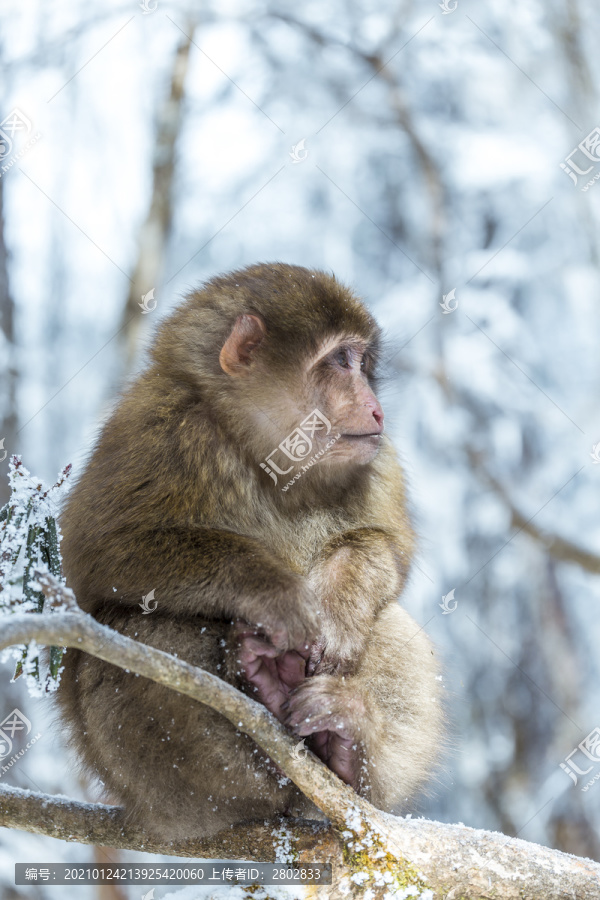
[{"x1": 152, "y1": 263, "x2": 384, "y2": 485}]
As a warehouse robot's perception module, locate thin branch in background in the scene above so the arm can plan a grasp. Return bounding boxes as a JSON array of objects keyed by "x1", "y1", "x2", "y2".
[
  {"x1": 467, "y1": 447, "x2": 600, "y2": 574},
  {"x1": 270, "y1": 12, "x2": 446, "y2": 278}
]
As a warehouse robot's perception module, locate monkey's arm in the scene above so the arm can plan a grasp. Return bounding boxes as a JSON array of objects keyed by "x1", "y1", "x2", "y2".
[
  {"x1": 307, "y1": 443, "x2": 415, "y2": 673},
  {"x1": 307, "y1": 525, "x2": 411, "y2": 673},
  {"x1": 93, "y1": 527, "x2": 319, "y2": 651}
]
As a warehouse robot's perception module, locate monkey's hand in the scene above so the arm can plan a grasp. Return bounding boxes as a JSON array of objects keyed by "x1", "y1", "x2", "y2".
[
  {"x1": 305, "y1": 630, "x2": 362, "y2": 677},
  {"x1": 234, "y1": 625, "x2": 311, "y2": 722},
  {"x1": 283, "y1": 675, "x2": 367, "y2": 790},
  {"x1": 235, "y1": 578, "x2": 321, "y2": 653}
]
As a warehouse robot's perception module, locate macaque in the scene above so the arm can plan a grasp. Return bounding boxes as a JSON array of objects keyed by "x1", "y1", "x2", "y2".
[{"x1": 57, "y1": 263, "x2": 442, "y2": 840}]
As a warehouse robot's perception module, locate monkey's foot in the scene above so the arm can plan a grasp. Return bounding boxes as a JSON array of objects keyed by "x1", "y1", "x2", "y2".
[
  {"x1": 235, "y1": 625, "x2": 309, "y2": 722},
  {"x1": 283, "y1": 675, "x2": 367, "y2": 788}
]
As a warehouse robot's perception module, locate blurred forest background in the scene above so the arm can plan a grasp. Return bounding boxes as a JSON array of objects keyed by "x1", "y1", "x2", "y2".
[{"x1": 1, "y1": 0, "x2": 600, "y2": 897}]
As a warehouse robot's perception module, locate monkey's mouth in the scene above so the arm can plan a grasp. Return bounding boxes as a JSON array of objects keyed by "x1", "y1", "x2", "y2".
[{"x1": 341, "y1": 433, "x2": 382, "y2": 441}]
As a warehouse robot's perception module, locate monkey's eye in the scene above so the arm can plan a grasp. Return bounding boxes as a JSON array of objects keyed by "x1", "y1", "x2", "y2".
[
  {"x1": 334, "y1": 349, "x2": 351, "y2": 369},
  {"x1": 360, "y1": 354, "x2": 367, "y2": 372}
]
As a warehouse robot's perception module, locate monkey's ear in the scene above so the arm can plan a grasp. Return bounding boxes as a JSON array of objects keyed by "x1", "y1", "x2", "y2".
[{"x1": 219, "y1": 314, "x2": 266, "y2": 376}]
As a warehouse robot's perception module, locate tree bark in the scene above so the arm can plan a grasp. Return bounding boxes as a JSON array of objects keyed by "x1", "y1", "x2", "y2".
[
  {"x1": 2, "y1": 782, "x2": 600, "y2": 899},
  {"x1": 118, "y1": 23, "x2": 195, "y2": 375},
  {"x1": 1, "y1": 582, "x2": 600, "y2": 898}
]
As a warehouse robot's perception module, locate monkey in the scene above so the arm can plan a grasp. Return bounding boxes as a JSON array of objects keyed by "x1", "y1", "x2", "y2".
[{"x1": 56, "y1": 262, "x2": 442, "y2": 841}]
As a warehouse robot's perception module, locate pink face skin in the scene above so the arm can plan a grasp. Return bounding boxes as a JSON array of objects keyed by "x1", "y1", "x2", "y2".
[
  {"x1": 308, "y1": 340, "x2": 384, "y2": 468},
  {"x1": 219, "y1": 315, "x2": 384, "y2": 473}
]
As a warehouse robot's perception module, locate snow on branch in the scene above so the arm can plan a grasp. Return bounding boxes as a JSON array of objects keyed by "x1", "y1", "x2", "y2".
[
  {"x1": 1, "y1": 576, "x2": 600, "y2": 899},
  {"x1": 0, "y1": 456, "x2": 72, "y2": 692}
]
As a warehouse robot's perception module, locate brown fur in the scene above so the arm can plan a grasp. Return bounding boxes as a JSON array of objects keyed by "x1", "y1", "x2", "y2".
[{"x1": 56, "y1": 262, "x2": 442, "y2": 840}]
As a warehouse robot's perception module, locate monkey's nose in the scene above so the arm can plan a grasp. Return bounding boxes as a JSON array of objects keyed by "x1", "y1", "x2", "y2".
[{"x1": 372, "y1": 406, "x2": 384, "y2": 430}]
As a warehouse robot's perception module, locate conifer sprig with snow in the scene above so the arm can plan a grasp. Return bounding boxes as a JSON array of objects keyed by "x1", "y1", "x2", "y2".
[{"x1": 0, "y1": 456, "x2": 72, "y2": 693}]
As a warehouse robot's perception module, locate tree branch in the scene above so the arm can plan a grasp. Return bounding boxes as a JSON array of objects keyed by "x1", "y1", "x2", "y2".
[
  {"x1": 467, "y1": 447, "x2": 600, "y2": 574},
  {"x1": 2, "y1": 580, "x2": 600, "y2": 898},
  {"x1": 2, "y1": 782, "x2": 600, "y2": 899},
  {"x1": 0, "y1": 784, "x2": 331, "y2": 859},
  {"x1": 0, "y1": 605, "x2": 363, "y2": 834},
  {"x1": 269, "y1": 12, "x2": 447, "y2": 274}
]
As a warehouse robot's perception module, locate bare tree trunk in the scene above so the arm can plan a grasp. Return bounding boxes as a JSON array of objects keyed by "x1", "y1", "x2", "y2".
[
  {"x1": 118, "y1": 23, "x2": 196, "y2": 377},
  {"x1": 0, "y1": 175, "x2": 17, "y2": 507}
]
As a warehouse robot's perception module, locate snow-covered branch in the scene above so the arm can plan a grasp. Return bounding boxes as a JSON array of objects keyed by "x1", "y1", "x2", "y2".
[
  {"x1": 2, "y1": 780, "x2": 600, "y2": 898},
  {"x1": 0, "y1": 595, "x2": 360, "y2": 833},
  {"x1": 1, "y1": 577, "x2": 600, "y2": 898}
]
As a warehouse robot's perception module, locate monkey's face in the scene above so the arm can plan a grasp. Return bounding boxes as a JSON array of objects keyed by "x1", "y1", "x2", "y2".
[
  {"x1": 305, "y1": 338, "x2": 384, "y2": 469},
  {"x1": 219, "y1": 314, "x2": 384, "y2": 478}
]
